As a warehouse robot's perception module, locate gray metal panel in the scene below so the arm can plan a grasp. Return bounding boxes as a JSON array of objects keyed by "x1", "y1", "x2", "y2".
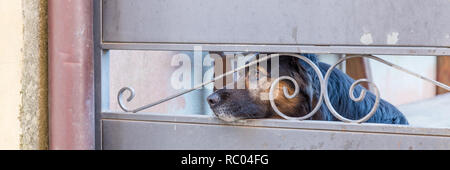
[
  {"x1": 101, "y1": 113, "x2": 450, "y2": 150},
  {"x1": 102, "y1": 0, "x2": 450, "y2": 47}
]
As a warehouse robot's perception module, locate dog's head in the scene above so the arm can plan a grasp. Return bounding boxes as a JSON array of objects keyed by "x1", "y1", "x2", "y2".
[{"x1": 207, "y1": 54, "x2": 316, "y2": 122}]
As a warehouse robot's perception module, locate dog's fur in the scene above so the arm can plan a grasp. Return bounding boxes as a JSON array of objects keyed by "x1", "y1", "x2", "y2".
[{"x1": 207, "y1": 53, "x2": 409, "y2": 125}]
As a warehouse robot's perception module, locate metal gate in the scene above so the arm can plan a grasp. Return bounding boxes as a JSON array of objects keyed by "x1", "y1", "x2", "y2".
[{"x1": 95, "y1": 0, "x2": 450, "y2": 149}]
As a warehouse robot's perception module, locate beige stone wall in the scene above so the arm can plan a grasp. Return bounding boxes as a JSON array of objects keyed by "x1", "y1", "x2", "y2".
[
  {"x1": 19, "y1": 0, "x2": 48, "y2": 150},
  {"x1": 0, "y1": 0, "x2": 48, "y2": 150},
  {"x1": 0, "y1": 0, "x2": 23, "y2": 150}
]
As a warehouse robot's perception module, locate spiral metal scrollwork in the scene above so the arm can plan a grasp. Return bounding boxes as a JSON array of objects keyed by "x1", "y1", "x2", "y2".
[{"x1": 268, "y1": 53, "x2": 324, "y2": 120}]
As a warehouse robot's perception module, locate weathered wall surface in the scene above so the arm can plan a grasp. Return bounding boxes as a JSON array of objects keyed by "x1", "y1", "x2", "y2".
[
  {"x1": 19, "y1": 0, "x2": 48, "y2": 150},
  {"x1": 0, "y1": 0, "x2": 48, "y2": 150}
]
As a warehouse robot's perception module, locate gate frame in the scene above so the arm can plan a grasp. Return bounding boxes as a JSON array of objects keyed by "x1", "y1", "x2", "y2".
[{"x1": 94, "y1": 0, "x2": 450, "y2": 150}]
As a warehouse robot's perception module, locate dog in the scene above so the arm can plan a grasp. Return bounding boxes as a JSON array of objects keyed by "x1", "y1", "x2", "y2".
[{"x1": 207, "y1": 53, "x2": 409, "y2": 125}]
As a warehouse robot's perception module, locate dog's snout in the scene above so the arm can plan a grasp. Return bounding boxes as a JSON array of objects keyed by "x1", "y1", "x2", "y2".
[{"x1": 207, "y1": 93, "x2": 221, "y2": 106}]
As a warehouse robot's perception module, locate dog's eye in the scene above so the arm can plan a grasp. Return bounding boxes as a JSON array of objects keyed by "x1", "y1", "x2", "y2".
[
  {"x1": 248, "y1": 69, "x2": 258, "y2": 78},
  {"x1": 234, "y1": 68, "x2": 248, "y2": 81},
  {"x1": 237, "y1": 70, "x2": 245, "y2": 77},
  {"x1": 258, "y1": 69, "x2": 268, "y2": 77},
  {"x1": 248, "y1": 69, "x2": 267, "y2": 81}
]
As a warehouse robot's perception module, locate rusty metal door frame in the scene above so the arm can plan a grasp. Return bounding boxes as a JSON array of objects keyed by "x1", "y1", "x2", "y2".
[{"x1": 48, "y1": 0, "x2": 96, "y2": 150}]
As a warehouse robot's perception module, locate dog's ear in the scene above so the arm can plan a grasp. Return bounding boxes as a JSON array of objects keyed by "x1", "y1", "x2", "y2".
[
  {"x1": 280, "y1": 55, "x2": 315, "y2": 113},
  {"x1": 278, "y1": 55, "x2": 307, "y2": 74}
]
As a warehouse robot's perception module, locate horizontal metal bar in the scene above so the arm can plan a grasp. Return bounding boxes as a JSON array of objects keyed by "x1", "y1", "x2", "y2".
[
  {"x1": 101, "y1": 112, "x2": 450, "y2": 137},
  {"x1": 102, "y1": 119, "x2": 450, "y2": 150},
  {"x1": 101, "y1": 43, "x2": 450, "y2": 56}
]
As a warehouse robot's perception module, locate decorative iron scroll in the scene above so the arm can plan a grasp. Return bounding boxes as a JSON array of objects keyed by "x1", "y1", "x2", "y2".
[{"x1": 118, "y1": 54, "x2": 450, "y2": 123}]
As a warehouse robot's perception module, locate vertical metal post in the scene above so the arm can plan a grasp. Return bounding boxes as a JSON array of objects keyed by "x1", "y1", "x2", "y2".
[
  {"x1": 93, "y1": 0, "x2": 107, "y2": 150},
  {"x1": 48, "y1": 0, "x2": 95, "y2": 150},
  {"x1": 437, "y1": 56, "x2": 450, "y2": 95}
]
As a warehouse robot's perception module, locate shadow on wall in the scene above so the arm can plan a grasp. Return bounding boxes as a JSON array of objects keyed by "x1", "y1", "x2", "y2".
[{"x1": 398, "y1": 93, "x2": 450, "y2": 128}]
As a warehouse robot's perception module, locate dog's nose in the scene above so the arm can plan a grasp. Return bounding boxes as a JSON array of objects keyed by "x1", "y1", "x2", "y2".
[{"x1": 207, "y1": 93, "x2": 221, "y2": 106}]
